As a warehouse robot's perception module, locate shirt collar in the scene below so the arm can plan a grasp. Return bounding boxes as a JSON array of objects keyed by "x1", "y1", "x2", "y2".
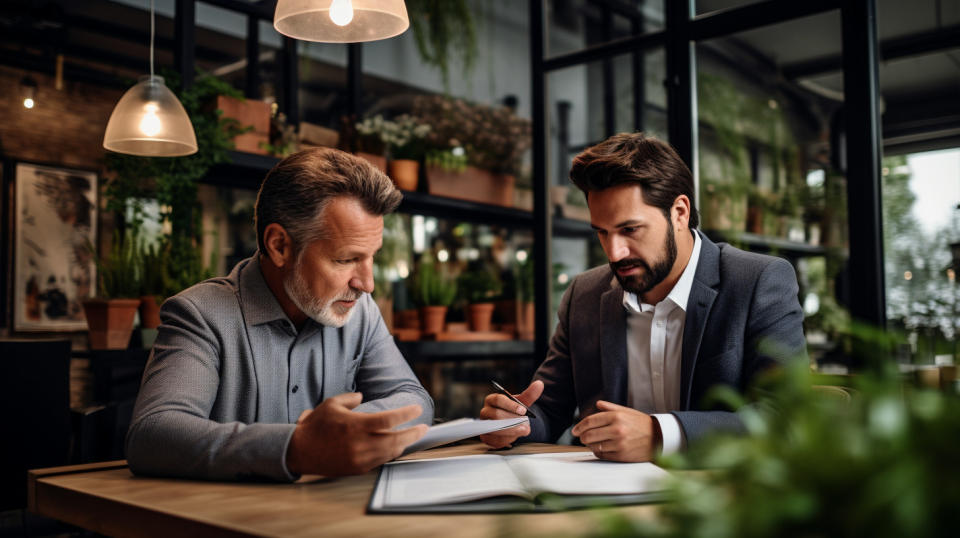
[
  {"x1": 622, "y1": 230, "x2": 702, "y2": 313},
  {"x1": 238, "y1": 254, "x2": 294, "y2": 327}
]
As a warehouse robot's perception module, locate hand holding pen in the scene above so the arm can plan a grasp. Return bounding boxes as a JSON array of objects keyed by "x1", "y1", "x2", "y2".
[{"x1": 478, "y1": 379, "x2": 545, "y2": 449}]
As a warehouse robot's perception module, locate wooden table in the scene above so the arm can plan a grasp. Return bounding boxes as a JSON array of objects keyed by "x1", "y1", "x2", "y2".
[{"x1": 28, "y1": 443, "x2": 659, "y2": 537}]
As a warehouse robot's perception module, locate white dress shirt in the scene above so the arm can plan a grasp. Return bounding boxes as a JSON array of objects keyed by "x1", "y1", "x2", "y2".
[{"x1": 623, "y1": 231, "x2": 702, "y2": 455}]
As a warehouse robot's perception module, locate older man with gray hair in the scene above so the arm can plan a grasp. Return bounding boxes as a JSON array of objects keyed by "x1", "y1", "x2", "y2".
[{"x1": 126, "y1": 148, "x2": 433, "y2": 482}]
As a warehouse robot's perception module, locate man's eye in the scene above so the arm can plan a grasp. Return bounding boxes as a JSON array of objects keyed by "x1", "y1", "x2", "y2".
[
  {"x1": 336, "y1": 259, "x2": 354, "y2": 265},
  {"x1": 622, "y1": 227, "x2": 637, "y2": 234}
]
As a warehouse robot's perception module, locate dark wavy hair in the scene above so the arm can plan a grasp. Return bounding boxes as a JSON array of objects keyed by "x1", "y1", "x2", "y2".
[{"x1": 569, "y1": 132, "x2": 699, "y2": 229}]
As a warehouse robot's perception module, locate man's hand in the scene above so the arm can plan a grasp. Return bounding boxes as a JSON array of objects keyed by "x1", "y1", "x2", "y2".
[
  {"x1": 286, "y1": 392, "x2": 427, "y2": 476},
  {"x1": 570, "y1": 400, "x2": 660, "y2": 462},
  {"x1": 478, "y1": 380, "x2": 544, "y2": 448}
]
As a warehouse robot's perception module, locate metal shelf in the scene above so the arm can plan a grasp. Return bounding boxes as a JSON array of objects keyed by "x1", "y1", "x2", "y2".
[{"x1": 704, "y1": 230, "x2": 829, "y2": 258}]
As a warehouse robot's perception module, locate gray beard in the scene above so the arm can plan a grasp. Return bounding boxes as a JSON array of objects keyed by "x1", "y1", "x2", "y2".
[{"x1": 284, "y1": 266, "x2": 361, "y2": 328}]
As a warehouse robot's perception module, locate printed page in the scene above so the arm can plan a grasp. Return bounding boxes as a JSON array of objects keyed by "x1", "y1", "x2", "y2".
[
  {"x1": 401, "y1": 417, "x2": 529, "y2": 455},
  {"x1": 376, "y1": 454, "x2": 529, "y2": 507},
  {"x1": 504, "y1": 452, "x2": 670, "y2": 496}
]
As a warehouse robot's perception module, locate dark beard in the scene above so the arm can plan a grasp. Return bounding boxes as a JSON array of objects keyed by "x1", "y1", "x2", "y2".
[{"x1": 609, "y1": 223, "x2": 677, "y2": 297}]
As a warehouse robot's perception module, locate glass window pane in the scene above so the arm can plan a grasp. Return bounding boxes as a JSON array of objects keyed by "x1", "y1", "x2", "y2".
[
  {"x1": 882, "y1": 150, "x2": 960, "y2": 363},
  {"x1": 695, "y1": 11, "x2": 847, "y2": 360},
  {"x1": 546, "y1": 48, "x2": 666, "y2": 330},
  {"x1": 546, "y1": 0, "x2": 665, "y2": 58}
]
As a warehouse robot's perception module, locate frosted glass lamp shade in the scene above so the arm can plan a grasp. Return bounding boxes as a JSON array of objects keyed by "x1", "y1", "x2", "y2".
[
  {"x1": 274, "y1": 0, "x2": 409, "y2": 43},
  {"x1": 103, "y1": 75, "x2": 198, "y2": 157}
]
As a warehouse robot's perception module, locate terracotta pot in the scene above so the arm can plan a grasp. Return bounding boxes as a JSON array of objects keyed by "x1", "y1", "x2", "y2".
[
  {"x1": 388, "y1": 159, "x2": 419, "y2": 191},
  {"x1": 516, "y1": 301, "x2": 535, "y2": 340},
  {"x1": 398, "y1": 309, "x2": 420, "y2": 330},
  {"x1": 425, "y1": 166, "x2": 514, "y2": 207},
  {"x1": 139, "y1": 295, "x2": 162, "y2": 329},
  {"x1": 375, "y1": 297, "x2": 394, "y2": 331},
  {"x1": 356, "y1": 151, "x2": 387, "y2": 173},
  {"x1": 467, "y1": 302, "x2": 496, "y2": 332},
  {"x1": 216, "y1": 95, "x2": 271, "y2": 155},
  {"x1": 419, "y1": 305, "x2": 448, "y2": 335},
  {"x1": 82, "y1": 298, "x2": 141, "y2": 350}
]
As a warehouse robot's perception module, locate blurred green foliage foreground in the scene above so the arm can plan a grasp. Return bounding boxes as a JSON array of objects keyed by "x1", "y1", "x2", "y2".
[{"x1": 587, "y1": 324, "x2": 960, "y2": 538}]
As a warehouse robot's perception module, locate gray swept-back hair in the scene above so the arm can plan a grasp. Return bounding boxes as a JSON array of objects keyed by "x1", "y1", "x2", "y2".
[{"x1": 254, "y1": 147, "x2": 402, "y2": 254}]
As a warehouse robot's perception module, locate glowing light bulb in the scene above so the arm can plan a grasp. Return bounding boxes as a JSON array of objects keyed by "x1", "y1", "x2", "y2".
[
  {"x1": 329, "y1": 0, "x2": 354, "y2": 26},
  {"x1": 139, "y1": 103, "x2": 162, "y2": 137},
  {"x1": 23, "y1": 98, "x2": 35, "y2": 109}
]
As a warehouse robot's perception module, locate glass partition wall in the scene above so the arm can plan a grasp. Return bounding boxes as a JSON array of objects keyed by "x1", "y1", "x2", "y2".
[{"x1": 533, "y1": 0, "x2": 908, "y2": 371}]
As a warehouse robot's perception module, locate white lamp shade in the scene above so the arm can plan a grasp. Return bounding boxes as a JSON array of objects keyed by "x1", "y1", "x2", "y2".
[
  {"x1": 274, "y1": 0, "x2": 409, "y2": 43},
  {"x1": 103, "y1": 75, "x2": 198, "y2": 157}
]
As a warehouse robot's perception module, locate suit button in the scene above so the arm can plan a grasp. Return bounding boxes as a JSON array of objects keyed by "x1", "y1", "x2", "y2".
[{"x1": 292, "y1": 385, "x2": 299, "y2": 393}]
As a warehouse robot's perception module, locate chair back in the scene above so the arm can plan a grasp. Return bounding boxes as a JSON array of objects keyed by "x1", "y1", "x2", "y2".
[{"x1": 0, "y1": 338, "x2": 72, "y2": 510}]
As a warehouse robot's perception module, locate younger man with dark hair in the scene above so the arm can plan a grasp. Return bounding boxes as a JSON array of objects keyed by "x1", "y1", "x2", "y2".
[{"x1": 480, "y1": 133, "x2": 805, "y2": 461}]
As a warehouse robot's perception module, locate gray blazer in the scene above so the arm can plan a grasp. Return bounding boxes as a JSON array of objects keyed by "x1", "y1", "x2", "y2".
[
  {"x1": 525, "y1": 231, "x2": 806, "y2": 445},
  {"x1": 126, "y1": 256, "x2": 433, "y2": 482}
]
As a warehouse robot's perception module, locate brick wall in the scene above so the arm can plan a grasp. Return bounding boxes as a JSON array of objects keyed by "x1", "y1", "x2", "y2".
[
  {"x1": 0, "y1": 65, "x2": 122, "y2": 169},
  {"x1": 1, "y1": 66, "x2": 122, "y2": 345}
]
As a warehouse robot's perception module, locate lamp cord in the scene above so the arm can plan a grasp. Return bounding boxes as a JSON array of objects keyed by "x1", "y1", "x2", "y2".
[{"x1": 150, "y1": 0, "x2": 155, "y2": 78}]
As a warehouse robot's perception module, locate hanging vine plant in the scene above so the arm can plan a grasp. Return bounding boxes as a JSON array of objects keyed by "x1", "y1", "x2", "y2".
[{"x1": 406, "y1": 0, "x2": 479, "y2": 90}]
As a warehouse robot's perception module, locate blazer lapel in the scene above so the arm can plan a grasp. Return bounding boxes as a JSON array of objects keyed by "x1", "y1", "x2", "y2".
[
  {"x1": 600, "y1": 279, "x2": 628, "y2": 406},
  {"x1": 680, "y1": 232, "x2": 720, "y2": 409}
]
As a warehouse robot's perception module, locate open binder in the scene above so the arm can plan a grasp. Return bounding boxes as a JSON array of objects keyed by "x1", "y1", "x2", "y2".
[{"x1": 368, "y1": 451, "x2": 669, "y2": 513}]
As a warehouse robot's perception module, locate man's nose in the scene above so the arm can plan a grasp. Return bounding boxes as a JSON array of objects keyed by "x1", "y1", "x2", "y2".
[
  {"x1": 605, "y1": 235, "x2": 630, "y2": 263},
  {"x1": 351, "y1": 259, "x2": 375, "y2": 294}
]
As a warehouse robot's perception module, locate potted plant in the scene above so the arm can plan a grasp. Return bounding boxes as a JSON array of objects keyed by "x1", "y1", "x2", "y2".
[
  {"x1": 413, "y1": 257, "x2": 456, "y2": 335},
  {"x1": 136, "y1": 238, "x2": 166, "y2": 348},
  {"x1": 515, "y1": 257, "x2": 535, "y2": 340},
  {"x1": 354, "y1": 115, "x2": 388, "y2": 172},
  {"x1": 83, "y1": 230, "x2": 142, "y2": 350},
  {"x1": 457, "y1": 266, "x2": 502, "y2": 332},
  {"x1": 383, "y1": 115, "x2": 431, "y2": 191}
]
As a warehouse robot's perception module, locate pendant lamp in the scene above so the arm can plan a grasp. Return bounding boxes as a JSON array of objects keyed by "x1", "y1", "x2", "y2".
[
  {"x1": 103, "y1": 0, "x2": 197, "y2": 157},
  {"x1": 274, "y1": 0, "x2": 409, "y2": 43}
]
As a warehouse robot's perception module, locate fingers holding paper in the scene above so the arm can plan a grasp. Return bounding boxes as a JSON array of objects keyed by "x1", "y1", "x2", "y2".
[
  {"x1": 285, "y1": 392, "x2": 428, "y2": 476},
  {"x1": 571, "y1": 400, "x2": 658, "y2": 462},
  {"x1": 479, "y1": 380, "x2": 544, "y2": 448}
]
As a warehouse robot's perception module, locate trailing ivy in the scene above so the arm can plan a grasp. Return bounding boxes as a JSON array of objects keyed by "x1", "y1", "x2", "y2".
[{"x1": 407, "y1": 0, "x2": 478, "y2": 91}]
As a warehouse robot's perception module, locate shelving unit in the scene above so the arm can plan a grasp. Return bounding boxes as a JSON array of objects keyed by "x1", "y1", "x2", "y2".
[{"x1": 204, "y1": 151, "x2": 547, "y2": 367}]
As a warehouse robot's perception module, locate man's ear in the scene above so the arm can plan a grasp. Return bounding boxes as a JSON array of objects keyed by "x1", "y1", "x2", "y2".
[
  {"x1": 672, "y1": 194, "x2": 691, "y2": 231},
  {"x1": 263, "y1": 223, "x2": 294, "y2": 268}
]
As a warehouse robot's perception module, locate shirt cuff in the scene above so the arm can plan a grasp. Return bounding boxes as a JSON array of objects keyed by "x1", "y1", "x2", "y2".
[{"x1": 651, "y1": 413, "x2": 686, "y2": 455}]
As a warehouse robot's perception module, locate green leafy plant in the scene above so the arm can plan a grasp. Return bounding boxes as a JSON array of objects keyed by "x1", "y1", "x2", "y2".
[
  {"x1": 382, "y1": 114, "x2": 432, "y2": 160},
  {"x1": 260, "y1": 109, "x2": 298, "y2": 158},
  {"x1": 457, "y1": 266, "x2": 502, "y2": 304},
  {"x1": 139, "y1": 239, "x2": 165, "y2": 298},
  {"x1": 425, "y1": 147, "x2": 468, "y2": 172},
  {"x1": 406, "y1": 0, "x2": 478, "y2": 91},
  {"x1": 413, "y1": 94, "x2": 531, "y2": 175},
  {"x1": 104, "y1": 70, "x2": 246, "y2": 240},
  {"x1": 354, "y1": 115, "x2": 388, "y2": 155},
  {"x1": 91, "y1": 230, "x2": 141, "y2": 299},
  {"x1": 413, "y1": 258, "x2": 457, "y2": 307},
  {"x1": 160, "y1": 233, "x2": 216, "y2": 298},
  {"x1": 587, "y1": 324, "x2": 960, "y2": 538},
  {"x1": 515, "y1": 257, "x2": 534, "y2": 303}
]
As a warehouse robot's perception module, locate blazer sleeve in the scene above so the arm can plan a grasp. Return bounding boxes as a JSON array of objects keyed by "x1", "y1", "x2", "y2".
[
  {"x1": 673, "y1": 256, "x2": 806, "y2": 443},
  {"x1": 352, "y1": 296, "x2": 435, "y2": 427},
  {"x1": 125, "y1": 295, "x2": 298, "y2": 482},
  {"x1": 522, "y1": 277, "x2": 580, "y2": 443}
]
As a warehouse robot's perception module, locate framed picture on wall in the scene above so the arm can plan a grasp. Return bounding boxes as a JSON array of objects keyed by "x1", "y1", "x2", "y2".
[{"x1": 13, "y1": 163, "x2": 98, "y2": 331}]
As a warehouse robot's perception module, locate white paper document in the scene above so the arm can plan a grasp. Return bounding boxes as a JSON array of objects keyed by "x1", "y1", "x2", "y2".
[
  {"x1": 401, "y1": 417, "x2": 529, "y2": 455},
  {"x1": 369, "y1": 451, "x2": 670, "y2": 513}
]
